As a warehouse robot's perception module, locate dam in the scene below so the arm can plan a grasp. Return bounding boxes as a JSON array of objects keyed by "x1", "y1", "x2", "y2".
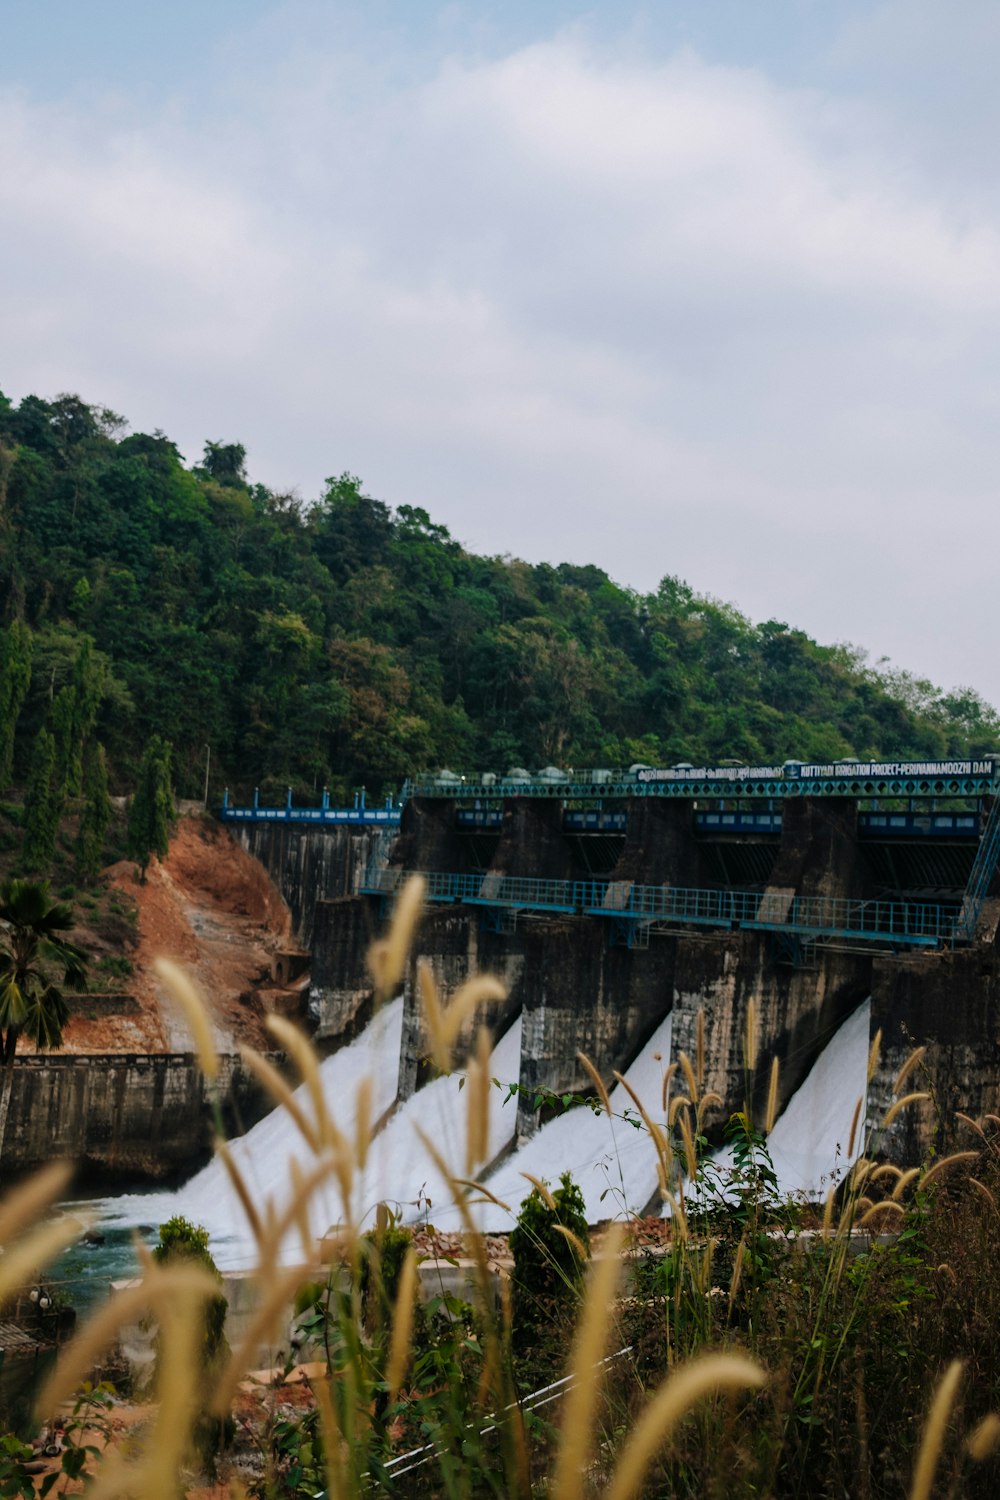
[{"x1": 228, "y1": 757, "x2": 1000, "y2": 1176}]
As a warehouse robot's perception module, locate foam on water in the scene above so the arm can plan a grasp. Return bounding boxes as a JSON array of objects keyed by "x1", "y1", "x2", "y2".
[{"x1": 94, "y1": 996, "x2": 872, "y2": 1270}]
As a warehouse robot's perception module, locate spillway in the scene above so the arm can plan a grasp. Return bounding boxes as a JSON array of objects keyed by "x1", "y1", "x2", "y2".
[
  {"x1": 96, "y1": 995, "x2": 873, "y2": 1269},
  {"x1": 703, "y1": 999, "x2": 871, "y2": 1204},
  {"x1": 435, "y1": 1013, "x2": 675, "y2": 1234},
  {"x1": 99, "y1": 999, "x2": 524, "y2": 1267}
]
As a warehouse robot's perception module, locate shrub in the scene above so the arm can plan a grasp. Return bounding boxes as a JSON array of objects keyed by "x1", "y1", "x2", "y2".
[{"x1": 510, "y1": 1171, "x2": 590, "y2": 1363}]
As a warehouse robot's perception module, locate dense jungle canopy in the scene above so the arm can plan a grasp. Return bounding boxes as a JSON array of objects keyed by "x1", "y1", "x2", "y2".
[{"x1": 1, "y1": 387, "x2": 997, "y2": 804}]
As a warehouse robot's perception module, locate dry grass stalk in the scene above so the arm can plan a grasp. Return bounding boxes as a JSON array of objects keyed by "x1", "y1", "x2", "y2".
[
  {"x1": 551, "y1": 1220, "x2": 626, "y2": 1500},
  {"x1": 893, "y1": 1046, "x2": 927, "y2": 1094},
  {"x1": 968, "y1": 1178, "x2": 1000, "y2": 1219},
  {"x1": 237, "y1": 1045, "x2": 321, "y2": 1153},
  {"x1": 354, "y1": 1074, "x2": 373, "y2": 1170},
  {"x1": 0, "y1": 1159, "x2": 74, "y2": 1247},
  {"x1": 908, "y1": 1358, "x2": 963, "y2": 1500},
  {"x1": 38, "y1": 1265, "x2": 218, "y2": 1414},
  {"x1": 764, "y1": 1055, "x2": 780, "y2": 1135},
  {"x1": 139, "y1": 1283, "x2": 206, "y2": 1500},
  {"x1": 866, "y1": 1027, "x2": 883, "y2": 1083},
  {"x1": 368, "y1": 874, "x2": 426, "y2": 999},
  {"x1": 605, "y1": 1353, "x2": 767, "y2": 1500},
  {"x1": 266, "y1": 1013, "x2": 333, "y2": 1146},
  {"x1": 521, "y1": 1172, "x2": 556, "y2": 1210},
  {"x1": 743, "y1": 999, "x2": 757, "y2": 1074},
  {"x1": 578, "y1": 1049, "x2": 612, "y2": 1116},
  {"x1": 882, "y1": 1091, "x2": 931, "y2": 1128},
  {"x1": 918, "y1": 1152, "x2": 979, "y2": 1191},
  {"x1": 966, "y1": 1411, "x2": 1000, "y2": 1461},
  {"x1": 0, "y1": 1211, "x2": 90, "y2": 1303},
  {"x1": 892, "y1": 1167, "x2": 922, "y2": 1201},
  {"x1": 211, "y1": 1264, "x2": 309, "y2": 1416},
  {"x1": 552, "y1": 1223, "x2": 589, "y2": 1263},
  {"x1": 677, "y1": 1107, "x2": 698, "y2": 1184},
  {"x1": 385, "y1": 1245, "x2": 418, "y2": 1400},
  {"x1": 857, "y1": 1200, "x2": 904, "y2": 1228},
  {"x1": 214, "y1": 1137, "x2": 264, "y2": 1245},
  {"x1": 679, "y1": 1050, "x2": 699, "y2": 1106},
  {"x1": 465, "y1": 1024, "x2": 493, "y2": 1174},
  {"x1": 154, "y1": 957, "x2": 219, "y2": 1080},
  {"x1": 313, "y1": 1373, "x2": 349, "y2": 1499},
  {"x1": 661, "y1": 1059, "x2": 678, "y2": 1114},
  {"x1": 846, "y1": 1095, "x2": 864, "y2": 1158}
]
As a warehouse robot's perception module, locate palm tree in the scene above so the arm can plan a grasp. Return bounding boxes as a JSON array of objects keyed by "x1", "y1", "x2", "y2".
[{"x1": 0, "y1": 879, "x2": 87, "y2": 1164}]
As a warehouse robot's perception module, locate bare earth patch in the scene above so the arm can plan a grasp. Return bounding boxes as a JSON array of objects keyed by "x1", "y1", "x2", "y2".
[{"x1": 54, "y1": 816, "x2": 294, "y2": 1055}]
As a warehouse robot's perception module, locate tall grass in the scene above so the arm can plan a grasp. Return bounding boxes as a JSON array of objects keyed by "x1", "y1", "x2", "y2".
[{"x1": 3, "y1": 875, "x2": 1000, "y2": 1497}]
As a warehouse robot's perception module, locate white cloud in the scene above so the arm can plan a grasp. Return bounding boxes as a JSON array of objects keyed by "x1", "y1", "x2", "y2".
[{"x1": 2, "y1": 20, "x2": 1000, "y2": 702}]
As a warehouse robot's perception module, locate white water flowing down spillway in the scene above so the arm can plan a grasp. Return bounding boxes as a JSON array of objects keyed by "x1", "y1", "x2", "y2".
[
  {"x1": 444, "y1": 1012, "x2": 676, "y2": 1234},
  {"x1": 763, "y1": 998, "x2": 871, "y2": 1196},
  {"x1": 100, "y1": 1000, "x2": 524, "y2": 1268},
  {"x1": 703, "y1": 998, "x2": 872, "y2": 1203},
  {"x1": 97, "y1": 995, "x2": 872, "y2": 1269}
]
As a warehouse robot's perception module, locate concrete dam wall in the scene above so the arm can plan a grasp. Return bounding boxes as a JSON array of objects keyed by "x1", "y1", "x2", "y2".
[
  {"x1": 234, "y1": 823, "x2": 385, "y2": 948},
  {"x1": 3, "y1": 1052, "x2": 271, "y2": 1185},
  {"x1": 300, "y1": 793, "x2": 1000, "y2": 1165}
]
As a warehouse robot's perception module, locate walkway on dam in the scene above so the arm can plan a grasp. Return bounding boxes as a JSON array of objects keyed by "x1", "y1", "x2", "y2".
[{"x1": 361, "y1": 868, "x2": 963, "y2": 949}]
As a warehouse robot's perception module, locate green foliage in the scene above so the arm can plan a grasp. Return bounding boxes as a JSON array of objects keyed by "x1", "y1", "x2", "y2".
[
  {"x1": 510, "y1": 1171, "x2": 590, "y2": 1360},
  {"x1": 152, "y1": 1215, "x2": 230, "y2": 1469},
  {"x1": 0, "y1": 620, "x2": 32, "y2": 790},
  {"x1": 21, "y1": 727, "x2": 59, "y2": 871},
  {"x1": 75, "y1": 742, "x2": 112, "y2": 884},
  {"x1": 127, "y1": 735, "x2": 174, "y2": 880},
  {"x1": 0, "y1": 386, "x2": 995, "y2": 817}
]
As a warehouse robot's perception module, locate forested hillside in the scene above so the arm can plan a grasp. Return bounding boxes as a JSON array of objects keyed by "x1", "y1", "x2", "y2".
[{"x1": 1, "y1": 387, "x2": 997, "y2": 809}]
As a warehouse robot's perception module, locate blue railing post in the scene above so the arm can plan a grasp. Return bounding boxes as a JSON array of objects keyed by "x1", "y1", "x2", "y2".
[
  {"x1": 222, "y1": 787, "x2": 229, "y2": 811},
  {"x1": 253, "y1": 786, "x2": 259, "y2": 809},
  {"x1": 322, "y1": 786, "x2": 330, "y2": 811}
]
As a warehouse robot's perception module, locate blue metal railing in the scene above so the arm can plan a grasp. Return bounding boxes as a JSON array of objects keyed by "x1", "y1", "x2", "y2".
[
  {"x1": 222, "y1": 805, "x2": 401, "y2": 827},
  {"x1": 219, "y1": 786, "x2": 401, "y2": 828},
  {"x1": 362, "y1": 868, "x2": 958, "y2": 948}
]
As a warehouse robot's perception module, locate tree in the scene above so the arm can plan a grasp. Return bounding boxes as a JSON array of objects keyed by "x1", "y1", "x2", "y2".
[
  {"x1": 0, "y1": 879, "x2": 86, "y2": 1162},
  {"x1": 21, "y1": 727, "x2": 59, "y2": 872},
  {"x1": 127, "y1": 736, "x2": 174, "y2": 881},
  {"x1": 0, "y1": 620, "x2": 32, "y2": 789},
  {"x1": 201, "y1": 441, "x2": 247, "y2": 489},
  {"x1": 75, "y1": 742, "x2": 112, "y2": 884}
]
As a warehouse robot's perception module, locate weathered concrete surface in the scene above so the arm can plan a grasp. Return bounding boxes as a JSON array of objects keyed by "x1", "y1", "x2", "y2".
[
  {"x1": 514, "y1": 918, "x2": 673, "y2": 1139},
  {"x1": 489, "y1": 800, "x2": 581, "y2": 881},
  {"x1": 612, "y1": 800, "x2": 704, "y2": 886},
  {"x1": 2, "y1": 1053, "x2": 272, "y2": 1186},
  {"x1": 391, "y1": 798, "x2": 470, "y2": 875},
  {"x1": 397, "y1": 909, "x2": 524, "y2": 1099},
  {"x1": 767, "y1": 798, "x2": 866, "y2": 901},
  {"x1": 235, "y1": 825, "x2": 383, "y2": 947},
  {"x1": 870, "y1": 942, "x2": 1000, "y2": 1164},
  {"x1": 310, "y1": 896, "x2": 379, "y2": 1043},
  {"x1": 671, "y1": 931, "x2": 872, "y2": 1136}
]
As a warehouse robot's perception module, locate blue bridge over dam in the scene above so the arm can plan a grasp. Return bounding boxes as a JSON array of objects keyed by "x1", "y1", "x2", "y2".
[{"x1": 224, "y1": 757, "x2": 1000, "y2": 1163}]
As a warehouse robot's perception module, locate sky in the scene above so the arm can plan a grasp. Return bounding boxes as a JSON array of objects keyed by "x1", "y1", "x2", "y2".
[{"x1": 4, "y1": 1, "x2": 1000, "y2": 710}]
